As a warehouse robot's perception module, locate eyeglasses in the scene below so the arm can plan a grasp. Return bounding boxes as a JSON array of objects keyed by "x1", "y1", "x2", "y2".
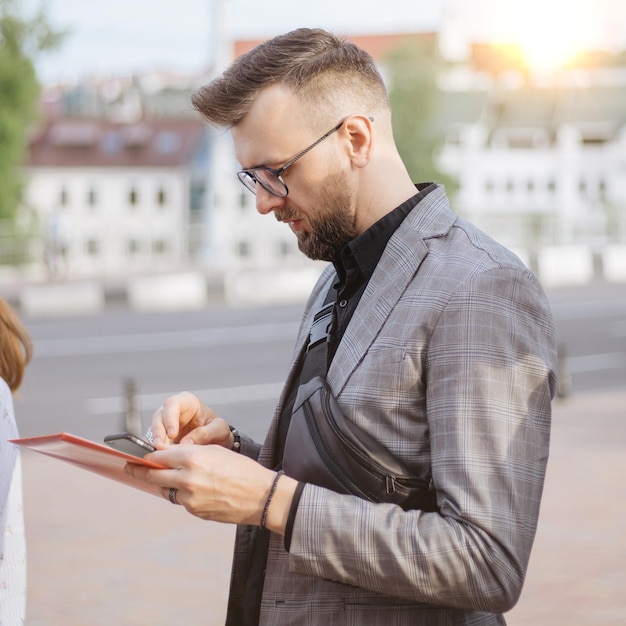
[{"x1": 237, "y1": 120, "x2": 346, "y2": 198}]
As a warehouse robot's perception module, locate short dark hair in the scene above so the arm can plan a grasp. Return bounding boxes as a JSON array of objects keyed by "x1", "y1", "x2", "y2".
[{"x1": 191, "y1": 28, "x2": 389, "y2": 128}]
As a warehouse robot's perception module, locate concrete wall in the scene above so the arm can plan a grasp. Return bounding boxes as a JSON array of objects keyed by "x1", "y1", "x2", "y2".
[{"x1": 6, "y1": 244, "x2": 625, "y2": 316}]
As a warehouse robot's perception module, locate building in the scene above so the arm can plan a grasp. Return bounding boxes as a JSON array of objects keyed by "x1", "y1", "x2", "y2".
[
  {"x1": 23, "y1": 116, "x2": 208, "y2": 278},
  {"x1": 436, "y1": 69, "x2": 626, "y2": 284},
  {"x1": 18, "y1": 29, "x2": 626, "y2": 299}
]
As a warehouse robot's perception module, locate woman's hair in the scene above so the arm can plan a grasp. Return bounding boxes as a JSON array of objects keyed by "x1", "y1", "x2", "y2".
[
  {"x1": 192, "y1": 28, "x2": 389, "y2": 128},
  {"x1": 0, "y1": 299, "x2": 32, "y2": 392}
]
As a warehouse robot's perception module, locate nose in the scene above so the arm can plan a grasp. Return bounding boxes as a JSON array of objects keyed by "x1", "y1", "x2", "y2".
[{"x1": 255, "y1": 187, "x2": 286, "y2": 216}]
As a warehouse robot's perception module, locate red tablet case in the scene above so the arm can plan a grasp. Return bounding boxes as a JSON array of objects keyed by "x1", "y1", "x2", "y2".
[{"x1": 10, "y1": 432, "x2": 167, "y2": 497}]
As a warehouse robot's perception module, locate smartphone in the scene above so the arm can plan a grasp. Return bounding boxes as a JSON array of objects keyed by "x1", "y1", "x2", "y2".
[{"x1": 104, "y1": 433, "x2": 156, "y2": 458}]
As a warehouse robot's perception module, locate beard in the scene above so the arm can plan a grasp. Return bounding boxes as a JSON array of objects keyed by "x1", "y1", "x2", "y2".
[{"x1": 276, "y1": 171, "x2": 358, "y2": 262}]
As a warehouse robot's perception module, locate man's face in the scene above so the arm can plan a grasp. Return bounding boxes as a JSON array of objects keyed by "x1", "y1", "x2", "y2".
[{"x1": 232, "y1": 85, "x2": 358, "y2": 262}]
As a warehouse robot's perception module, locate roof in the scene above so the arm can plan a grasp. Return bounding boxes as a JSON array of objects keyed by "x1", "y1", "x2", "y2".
[
  {"x1": 234, "y1": 32, "x2": 437, "y2": 62},
  {"x1": 557, "y1": 84, "x2": 626, "y2": 129},
  {"x1": 26, "y1": 117, "x2": 207, "y2": 168},
  {"x1": 436, "y1": 82, "x2": 626, "y2": 137},
  {"x1": 490, "y1": 88, "x2": 559, "y2": 129}
]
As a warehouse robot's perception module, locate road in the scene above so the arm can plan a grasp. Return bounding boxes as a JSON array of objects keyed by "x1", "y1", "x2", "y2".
[
  {"x1": 14, "y1": 281, "x2": 626, "y2": 442},
  {"x1": 15, "y1": 301, "x2": 303, "y2": 442},
  {"x1": 548, "y1": 283, "x2": 626, "y2": 394}
]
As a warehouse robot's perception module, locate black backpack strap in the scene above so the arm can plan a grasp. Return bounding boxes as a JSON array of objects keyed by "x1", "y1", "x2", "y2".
[{"x1": 300, "y1": 285, "x2": 336, "y2": 382}]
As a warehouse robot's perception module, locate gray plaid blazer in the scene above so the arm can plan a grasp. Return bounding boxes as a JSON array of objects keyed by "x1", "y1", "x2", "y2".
[{"x1": 226, "y1": 185, "x2": 557, "y2": 625}]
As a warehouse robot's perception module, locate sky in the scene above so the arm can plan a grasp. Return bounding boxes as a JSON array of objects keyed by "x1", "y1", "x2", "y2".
[
  {"x1": 30, "y1": 0, "x2": 626, "y2": 85},
  {"x1": 32, "y1": 0, "x2": 443, "y2": 83}
]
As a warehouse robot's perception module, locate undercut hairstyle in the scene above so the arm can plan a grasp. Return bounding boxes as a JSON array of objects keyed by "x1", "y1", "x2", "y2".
[
  {"x1": 192, "y1": 28, "x2": 390, "y2": 128},
  {"x1": 0, "y1": 299, "x2": 32, "y2": 392}
]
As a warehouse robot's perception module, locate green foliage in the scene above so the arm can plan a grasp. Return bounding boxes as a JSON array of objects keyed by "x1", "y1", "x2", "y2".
[
  {"x1": 385, "y1": 38, "x2": 455, "y2": 192},
  {"x1": 0, "y1": 0, "x2": 65, "y2": 220},
  {"x1": 0, "y1": 215, "x2": 41, "y2": 265}
]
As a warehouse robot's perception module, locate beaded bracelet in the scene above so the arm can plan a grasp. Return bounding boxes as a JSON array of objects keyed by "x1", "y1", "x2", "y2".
[
  {"x1": 260, "y1": 470, "x2": 284, "y2": 529},
  {"x1": 229, "y1": 425, "x2": 241, "y2": 452}
]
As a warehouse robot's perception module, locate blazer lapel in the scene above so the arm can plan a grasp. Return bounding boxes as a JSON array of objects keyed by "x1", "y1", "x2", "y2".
[
  {"x1": 327, "y1": 229, "x2": 428, "y2": 393},
  {"x1": 328, "y1": 185, "x2": 455, "y2": 394}
]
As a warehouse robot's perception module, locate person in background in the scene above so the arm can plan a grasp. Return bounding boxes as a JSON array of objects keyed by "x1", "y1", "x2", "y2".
[
  {"x1": 0, "y1": 299, "x2": 32, "y2": 625},
  {"x1": 44, "y1": 207, "x2": 70, "y2": 278},
  {"x1": 126, "y1": 28, "x2": 558, "y2": 625}
]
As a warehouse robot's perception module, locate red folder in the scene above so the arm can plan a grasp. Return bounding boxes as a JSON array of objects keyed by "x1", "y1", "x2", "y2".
[{"x1": 10, "y1": 432, "x2": 167, "y2": 497}]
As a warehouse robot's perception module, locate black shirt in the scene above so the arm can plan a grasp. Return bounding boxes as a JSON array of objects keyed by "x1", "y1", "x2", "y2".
[{"x1": 328, "y1": 183, "x2": 436, "y2": 363}]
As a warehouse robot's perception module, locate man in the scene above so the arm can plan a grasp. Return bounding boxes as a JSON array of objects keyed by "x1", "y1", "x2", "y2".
[{"x1": 126, "y1": 28, "x2": 557, "y2": 625}]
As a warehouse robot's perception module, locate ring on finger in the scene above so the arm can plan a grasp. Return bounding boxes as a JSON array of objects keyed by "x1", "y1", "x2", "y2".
[{"x1": 168, "y1": 487, "x2": 179, "y2": 505}]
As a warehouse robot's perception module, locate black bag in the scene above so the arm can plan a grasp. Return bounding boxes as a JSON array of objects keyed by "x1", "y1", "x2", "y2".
[{"x1": 283, "y1": 376, "x2": 438, "y2": 512}]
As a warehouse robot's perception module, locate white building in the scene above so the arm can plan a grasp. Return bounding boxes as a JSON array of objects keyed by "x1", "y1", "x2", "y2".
[
  {"x1": 436, "y1": 71, "x2": 626, "y2": 284},
  {"x1": 23, "y1": 116, "x2": 208, "y2": 279},
  {"x1": 19, "y1": 32, "x2": 626, "y2": 300}
]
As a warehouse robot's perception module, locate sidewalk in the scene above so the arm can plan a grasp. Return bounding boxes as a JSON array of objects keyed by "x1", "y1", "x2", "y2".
[
  {"x1": 507, "y1": 389, "x2": 626, "y2": 626},
  {"x1": 22, "y1": 455, "x2": 235, "y2": 625},
  {"x1": 21, "y1": 389, "x2": 626, "y2": 625}
]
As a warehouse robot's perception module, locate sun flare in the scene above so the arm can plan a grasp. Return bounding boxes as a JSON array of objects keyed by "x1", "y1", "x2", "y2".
[{"x1": 489, "y1": 0, "x2": 599, "y2": 71}]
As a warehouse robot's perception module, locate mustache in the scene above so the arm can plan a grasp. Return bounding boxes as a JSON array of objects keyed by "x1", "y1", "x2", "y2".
[{"x1": 275, "y1": 208, "x2": 299, "y2": 223}]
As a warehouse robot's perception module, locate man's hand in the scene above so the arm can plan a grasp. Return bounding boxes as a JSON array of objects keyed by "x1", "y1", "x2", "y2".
[
  {"x1": 125, "y1": 445, "x2": 297, "y2": 533},
  {"x1": 149, "y1": 391, "x2": 233, "y2": 448}
]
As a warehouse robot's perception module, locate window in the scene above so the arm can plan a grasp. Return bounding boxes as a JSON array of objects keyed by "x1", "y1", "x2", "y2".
[
  {"x1": 128, "y1": 186, "x2": 138, "y2": 206},
  {"x1": 157, "y1": 187, "x2": 167, "y2": 206},
  {"x1": 127, "y1": 238, "x2": 141, "y2": 255},
  {"x1": 582, "y1": 136, "x2": 607, "y2": 146},
  {"x1": 154, "y1": 131, "x2": 181, "y2": 154},
  {"x1": 190, "y1": 182, "x2": 205, "y2": 213},
  {"x1": 60, "y1": 186, "x2": 69, "y2": 206},
  {"x1": 86, "y1": 239, "x2": 100, "y2": 256},
  {"x1": 152, "y1": 239, "x2": 168, "y2": 255},
  {"x1": 101, "y1": 131, "x2": 124, "y2": 153},
  {"x1": 87, "y1": 186, "x2": 97, "y2": 207},
  {"x1": 278, "y1": 241, "x2": 292, "y2": 258},
  {"x1": 237, "y1": 241, "x2": 252, "y2": 258}
]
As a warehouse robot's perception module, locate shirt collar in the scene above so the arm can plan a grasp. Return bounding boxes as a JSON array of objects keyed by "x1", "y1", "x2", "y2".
[{"x1": 334, "y1": 183, "x2": 437, "y2": 284}]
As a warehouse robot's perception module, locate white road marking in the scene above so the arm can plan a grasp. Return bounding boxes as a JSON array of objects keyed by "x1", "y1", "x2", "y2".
[
  {"x1": 567, "y1": 353, "x2": 626, "y2": 374},
  {"x1": 86, "y1": 381, "x2": 285, "y2": 415},
  {"x1": 34, "y1": 323, "x2": 300, "y2": 357}
]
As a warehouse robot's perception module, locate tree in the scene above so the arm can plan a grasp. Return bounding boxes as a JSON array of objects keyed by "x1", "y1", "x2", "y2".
[
  {"x1": 0, "y1": 0, "x2": 64, "y2": 220},
  {"x1": 385, "y1": 38, "x2": 455, "y2": 192}
]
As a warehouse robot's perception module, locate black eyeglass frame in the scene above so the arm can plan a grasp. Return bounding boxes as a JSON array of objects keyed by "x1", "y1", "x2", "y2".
[{"x1": 236, "y1": 116, "x2": 373, "y2": 198}]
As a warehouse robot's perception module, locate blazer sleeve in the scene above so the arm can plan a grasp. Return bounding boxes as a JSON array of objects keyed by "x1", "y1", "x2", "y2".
[{"x1": 286, "y1": 267, "x2": 557, "y2": 614}]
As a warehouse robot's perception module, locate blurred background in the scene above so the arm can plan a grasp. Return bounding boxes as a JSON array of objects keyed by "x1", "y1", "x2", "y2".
[
  {"x1": 1, "y1": 0, "x2": 625, "y2": 623},
  {"x1": 2, "y1": 0, "x2": 626, "y2": 308}
]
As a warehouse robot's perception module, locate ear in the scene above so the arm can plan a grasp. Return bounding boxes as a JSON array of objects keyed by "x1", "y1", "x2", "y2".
[{"x1": 343, "y1": 115, "x2": 373, "y2": 168}]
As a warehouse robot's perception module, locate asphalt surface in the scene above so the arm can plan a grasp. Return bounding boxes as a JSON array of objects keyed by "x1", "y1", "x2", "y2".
[{"x1": 20, "y1": 387, "x2": 626, "y2": 625}]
